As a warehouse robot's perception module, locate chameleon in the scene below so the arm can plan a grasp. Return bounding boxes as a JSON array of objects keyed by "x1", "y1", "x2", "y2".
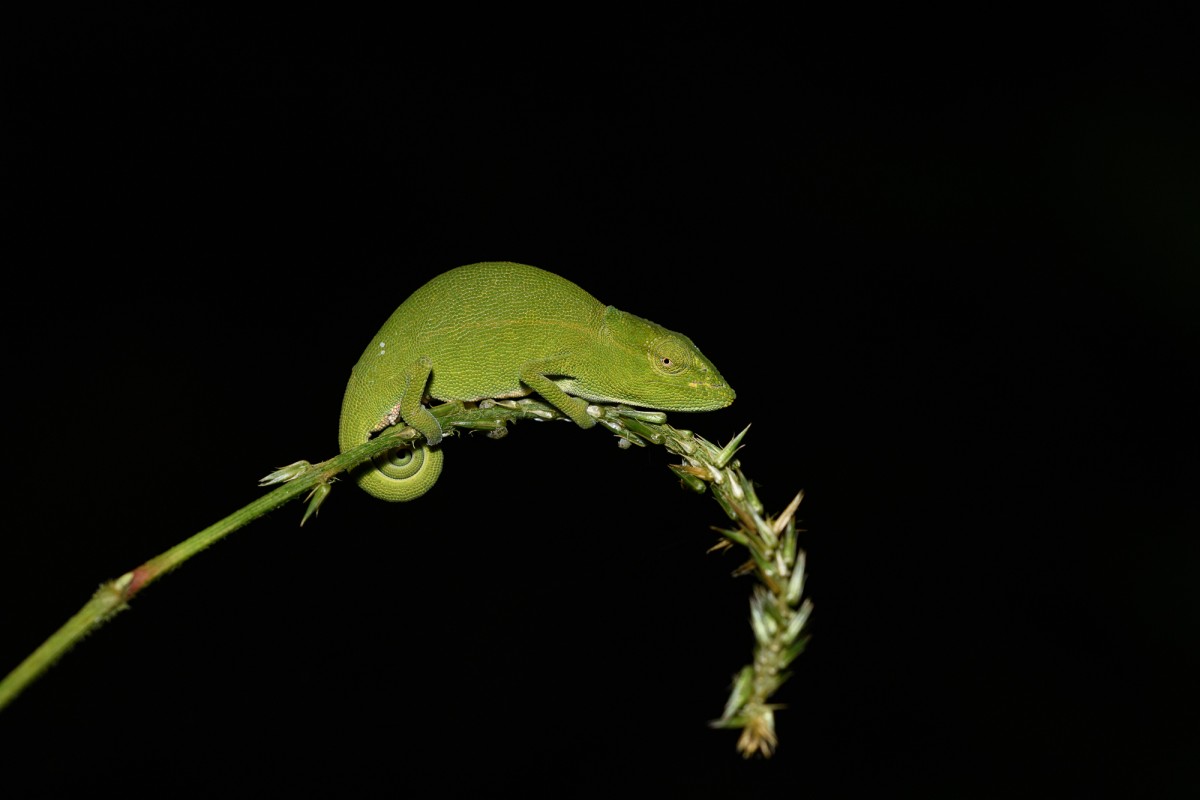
[{"x1": 338, "y1": 261, "x2": 736, "y2": 501}]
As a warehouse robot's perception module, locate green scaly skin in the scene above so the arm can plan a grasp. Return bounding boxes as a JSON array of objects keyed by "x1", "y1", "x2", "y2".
[{"x1": 338, "y1": 261, "x2": 736, "y2": 501}]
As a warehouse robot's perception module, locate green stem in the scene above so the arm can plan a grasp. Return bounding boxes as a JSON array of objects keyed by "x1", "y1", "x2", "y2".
[
  {"x1": 0, "y1": 463, "x2": 308, "y2": 712},
  {"x1": 0, "y1": 399, "x2": 555, "y2": 712}
]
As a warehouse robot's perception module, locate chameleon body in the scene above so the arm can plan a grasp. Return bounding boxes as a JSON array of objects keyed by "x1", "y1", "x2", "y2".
[{"x1": 338, "y1": 261, "x2": 735, "y2": 501}]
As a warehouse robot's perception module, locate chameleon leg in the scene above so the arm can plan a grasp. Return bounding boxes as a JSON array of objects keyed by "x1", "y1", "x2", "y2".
[
  {"x1": 519, "y1": 354, "x2": 596, "y2": 429},
  {"x1": 399, "y1": 355, "x2": 444, "y2": 445}
]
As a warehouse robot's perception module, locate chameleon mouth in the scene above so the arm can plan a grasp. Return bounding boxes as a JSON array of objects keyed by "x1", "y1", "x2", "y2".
[
  {"x1": 684, "y1": 382, "x2": 736, "y2": 410},
  {"x1": 689, "y1": 380, "x2": 735, "y2": 394}
]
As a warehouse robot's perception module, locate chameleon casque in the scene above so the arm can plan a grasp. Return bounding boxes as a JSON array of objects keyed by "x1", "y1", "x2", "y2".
[{"x1": 338, "y1": 261, "x2": 736, "y2": 501}]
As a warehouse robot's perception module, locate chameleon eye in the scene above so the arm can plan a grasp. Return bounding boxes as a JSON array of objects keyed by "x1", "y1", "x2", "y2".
[{"x1": 649, "y1": 336, "x2": 690, "y2": 375}]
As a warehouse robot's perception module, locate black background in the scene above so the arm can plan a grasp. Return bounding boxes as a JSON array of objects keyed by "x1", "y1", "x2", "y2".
[{"x1": 4, "y1": 8, "x2": 1198, "y2": 797}]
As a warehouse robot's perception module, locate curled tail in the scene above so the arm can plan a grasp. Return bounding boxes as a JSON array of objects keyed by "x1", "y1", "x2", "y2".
[{"x1": 353, "y1": 443, "x2": 444, "y2": 502}]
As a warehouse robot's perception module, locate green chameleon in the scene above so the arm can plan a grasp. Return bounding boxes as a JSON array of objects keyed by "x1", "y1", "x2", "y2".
[{"x1": 338, "y1": 261, "x2": 736, "y2": 501}]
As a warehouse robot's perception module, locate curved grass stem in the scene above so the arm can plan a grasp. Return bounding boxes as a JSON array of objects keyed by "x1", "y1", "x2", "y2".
[{"x1": 0, "y1": 399, "x2": 812, "y2": 758}]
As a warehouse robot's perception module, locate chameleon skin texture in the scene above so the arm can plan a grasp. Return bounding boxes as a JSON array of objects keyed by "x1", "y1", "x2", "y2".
[{"x1": 339, "y1": 261, "x2": 736, "y2": 501}]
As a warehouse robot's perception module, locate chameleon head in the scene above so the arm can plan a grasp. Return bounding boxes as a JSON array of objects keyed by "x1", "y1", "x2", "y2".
[{"x1": 588, "y1": 307, "x2": 736, "y2": 412}]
